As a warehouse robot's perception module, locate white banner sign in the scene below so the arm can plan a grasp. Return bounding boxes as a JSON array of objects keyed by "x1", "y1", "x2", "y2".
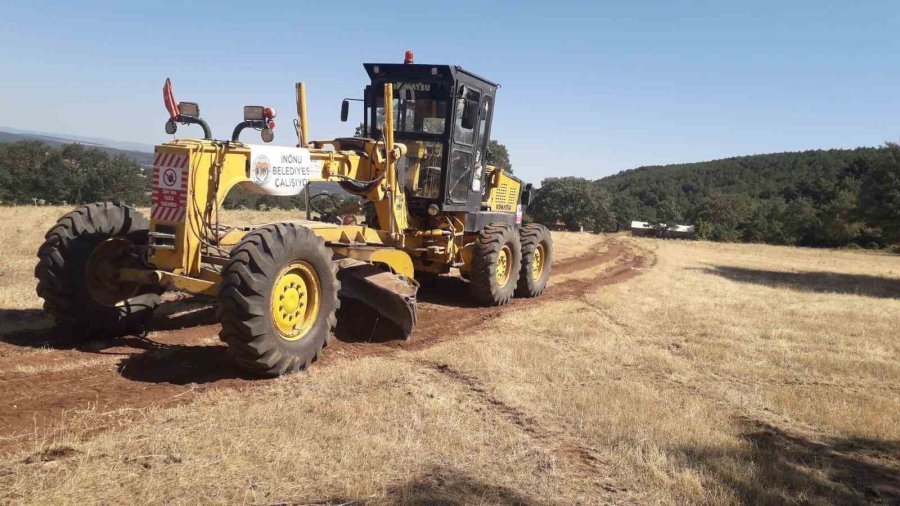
[{"x1": 243, "y1": 145, "x2": 323, "y2": 196}]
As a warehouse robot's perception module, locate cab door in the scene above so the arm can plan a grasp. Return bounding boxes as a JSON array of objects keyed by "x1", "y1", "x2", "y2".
[
  {"x1": 471, "y1": 95, "x2": 493, "y2": 201},
  {"x1": 445, "y1": 86, "x2": 482, "y2": 211}
]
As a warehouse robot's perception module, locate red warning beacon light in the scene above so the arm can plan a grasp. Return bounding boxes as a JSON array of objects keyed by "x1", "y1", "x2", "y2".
[
  {"x1": 264, "y1": 107, "x2": 277, "y2": 130},
  {"x1": 404, "y1": 50, "x2": 414, "y2": 64}
]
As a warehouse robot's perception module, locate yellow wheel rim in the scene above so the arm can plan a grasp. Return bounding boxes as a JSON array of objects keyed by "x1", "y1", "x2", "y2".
[
  {"x1": 532, "y1": 243, "x2": 545, "y2": 280},
  {"x1": 271, "y1": 261, "x2": 320, "y2": 341},
  {"x1": 496, "y1": 245, "x2": 512, "y2": 287}
]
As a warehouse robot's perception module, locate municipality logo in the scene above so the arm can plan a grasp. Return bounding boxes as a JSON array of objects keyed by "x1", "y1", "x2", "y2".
[{"x1": 252, "y1": 155, "x2": 271, "y2": 185}]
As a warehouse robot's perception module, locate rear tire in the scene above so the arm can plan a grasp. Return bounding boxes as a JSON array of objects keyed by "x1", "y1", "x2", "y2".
[
  {"x1": 218, "y1": 223, "x2": 339, "y2": 376},
  {"x1": 469, "y1": 224, "x2": 521, "y2": 306},
  {"x1": 515, "y1": 224, "x2": 553, "y2": 297},
  {"x1": 34, "y1": 202, "x2": 161, "y2": 337}
]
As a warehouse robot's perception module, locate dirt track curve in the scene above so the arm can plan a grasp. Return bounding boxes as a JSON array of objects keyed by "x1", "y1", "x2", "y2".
[{"x1": 0, "y1": 238, "x2": 653, "y2": 453}]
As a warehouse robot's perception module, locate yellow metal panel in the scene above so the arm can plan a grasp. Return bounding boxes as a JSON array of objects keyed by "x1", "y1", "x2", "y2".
[
  {"x1": 119, "y1": 268, "x2": 218, "y2": 296},
  {"x1": 330, "y1": 246, "x2": 414, "y2": 279},
  {"x1": 296, "y1": 82, "x2": 309, "y2": 147},
  {"x1": 458, "y1": 242, "x2": 475, "y2": 274},
  {"x1": 483, "y1": 168, "x2": 522, "y2": 213},
  {"x1": 309, "y1": 224, "x2": 389, "y2": 244},
  {"x1": 169, "y1": 272, "x2": 219, "y2": 295}
]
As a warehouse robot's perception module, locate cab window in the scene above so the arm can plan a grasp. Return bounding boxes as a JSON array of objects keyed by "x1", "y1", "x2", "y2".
[
  {"x1": 374, "y1": 82, "x2": 449, "y2": 135},
  {"x1": 448, "y1": 151, "x2": 474, "y2": 202},
  {"x1": 403, "y1": 141, "x2": 444, "y2": 199},
  {"x1": 475, "y1": 97, "x2": 491, "y2": 165},
  {"x1": 453, "y1": 88, "x2": 480, "y2": 145}
]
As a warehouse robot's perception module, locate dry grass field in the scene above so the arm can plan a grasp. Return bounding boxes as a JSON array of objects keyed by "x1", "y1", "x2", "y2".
[{"x1": 1, "y1": 206, "x2": 899, "y2": 505}]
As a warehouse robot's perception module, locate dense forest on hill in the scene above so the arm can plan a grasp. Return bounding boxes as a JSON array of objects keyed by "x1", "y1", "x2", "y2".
[
  {"x1": 0, "y1": 140, "x2": 147, "y2": 205},
  {"x1": 590, "y1": 145, "x2": 900, "y2": 248},
  {"x1": 3, "y1": 139, "x2": 899, "y2": 249}
]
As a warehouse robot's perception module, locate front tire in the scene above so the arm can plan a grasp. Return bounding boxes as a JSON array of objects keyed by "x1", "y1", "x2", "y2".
[
  {"x1": 218, "y1": 223, "x2": 339, "y2": 376},
  {"x1": 34, "y1": 202, "x2": 161, "y2": 337},
  {"x1": 516, "y1": 224, "x2": 553, "y2": 297},
  {"x1": 469, "y1": 224, "x2": 522, "y2": 306}
]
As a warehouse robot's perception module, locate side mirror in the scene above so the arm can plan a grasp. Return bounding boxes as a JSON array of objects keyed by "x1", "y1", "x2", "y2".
[
  {"x1": 521, "y1": 183, "x2": 534, "y2": 206},
  {"x1": 461, "y1": 100, "x2": 478, "y2": 130},
  {"x1": 340, "y1": 100, "x2": 350, "y2": 122}
]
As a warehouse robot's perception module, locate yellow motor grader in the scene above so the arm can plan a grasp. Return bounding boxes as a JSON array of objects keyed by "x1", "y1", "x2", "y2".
[{"x1": 34, "y1": 55, "x2": 553, "y2": 376}]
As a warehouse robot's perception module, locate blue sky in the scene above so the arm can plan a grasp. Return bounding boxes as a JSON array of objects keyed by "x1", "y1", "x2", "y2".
[{"x1": 1, "y1": 0, "x2": 898, "y2": 183}]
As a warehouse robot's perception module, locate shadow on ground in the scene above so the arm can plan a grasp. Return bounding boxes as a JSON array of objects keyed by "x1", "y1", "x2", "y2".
[
  {"x1": 696, "y1": 265, "x2": 900, "y2": 299},
  {"x1": 117, "y1": 342, "x2": 257, "y2": 384},
  {"x1": 415, "y1": 275, "x2": 480, "y2": 308},
  {"x1": 0, "y1": 309, "x2": 58, "y2": 343},
  {"x1": 322, "y1": 466, "x2": 539, "y2": 505},
  {"x1": 0, "y1": 301, "x2": 259, "y2": 384},
  {"x1": 686, "y1": 419, "x2": 900, "y2": 505},
  {"x1": 0, "y1": 301, "x2": 218, "y2": 351}
]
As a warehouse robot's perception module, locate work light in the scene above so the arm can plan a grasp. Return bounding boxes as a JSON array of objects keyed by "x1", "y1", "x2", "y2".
[
  {"x1": 178, "y1": 102, "x2": 200, "y2": 118},
  {"x1": 244, "y1": 106, "x2": 265, "y2": 121}
]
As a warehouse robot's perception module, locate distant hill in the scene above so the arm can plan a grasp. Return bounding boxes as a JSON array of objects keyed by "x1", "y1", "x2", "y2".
[
  {"x1": 0, "y1": 126, "x2": 154, "y2": 152},
  {"x1": 594, "y1": 146, "x2": 900, "y2": 247},
  {"x1": 0, "y1": 129, "x2": 154, "y2": 166}
]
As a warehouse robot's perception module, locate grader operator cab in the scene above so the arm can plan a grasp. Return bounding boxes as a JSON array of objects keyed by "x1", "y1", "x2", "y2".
[
  {"x1": 344, "y1": 60, "x2": 511, "y2": 220},
  {"x1": 34, "y1": 53, "x2": 553, "y2": 376}
]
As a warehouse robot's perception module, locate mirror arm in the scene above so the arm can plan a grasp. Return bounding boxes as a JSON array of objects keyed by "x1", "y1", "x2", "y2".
[
  {"x1": 170, "y1": 115, "x2": 212, "y2": 140},
  {"x1": 341, "y1": 98, "x2": 364, "y2": 123},
  {"x1": 231, "y1": 119, "x2": 267, "y2": 142}
]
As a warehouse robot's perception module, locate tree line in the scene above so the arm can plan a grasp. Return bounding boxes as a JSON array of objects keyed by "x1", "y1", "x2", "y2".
[
  {"x1": 0, "y1": 141, "x2": 147, "y2": 205},
  {"x1": 5, "y1": 139, "x2": 899, "y2": 250},
  {"x1": 528, "y1": 144, "x2": 900, "y2": 249}
]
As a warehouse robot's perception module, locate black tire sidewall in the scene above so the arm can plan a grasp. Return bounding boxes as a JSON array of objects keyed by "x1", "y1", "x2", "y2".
[
  {"x1": 262, "y1": 231, "x2": 338, "y2": 363},
  {"x1": 516, "y1": 224, "x2": 553, "y2": 297},
  {"x1": 470, "y1": 223, "x2": 522, "y2": 305},
  {"x1": 218, "y1": 223, "x2": 339, "y2": 376},
  {"x1": 35, "y1": 203, "x2": 159, "y2": 333}
]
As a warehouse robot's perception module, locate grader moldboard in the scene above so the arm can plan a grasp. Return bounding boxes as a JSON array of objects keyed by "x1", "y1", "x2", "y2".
[{"x1": 35, "y1": 53, "x2": 553, "y2": 376}]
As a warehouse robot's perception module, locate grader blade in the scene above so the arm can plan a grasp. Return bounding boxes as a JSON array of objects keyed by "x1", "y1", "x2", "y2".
[{"x1": 335, "y1": 258, "x2": 418, "y2": 339}]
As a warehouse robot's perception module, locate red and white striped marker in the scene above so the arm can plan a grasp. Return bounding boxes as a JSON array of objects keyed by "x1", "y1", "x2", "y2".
[{"x1": 151, "y1": 151, "x2": 189, "y2": 222}]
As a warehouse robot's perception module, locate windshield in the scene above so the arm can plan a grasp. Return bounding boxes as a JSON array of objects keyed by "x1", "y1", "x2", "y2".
[
  {"x1": 402, "y1": 140, "x2": 444, "y2": 199},
  {"x1": 375, "y1": 82, "x2": 449, "y2": 135}
]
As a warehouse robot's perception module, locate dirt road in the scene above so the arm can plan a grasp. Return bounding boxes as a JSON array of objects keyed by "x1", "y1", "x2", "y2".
[{"x1": 0, "y1": 238, "x2": 652, "y2": 453}]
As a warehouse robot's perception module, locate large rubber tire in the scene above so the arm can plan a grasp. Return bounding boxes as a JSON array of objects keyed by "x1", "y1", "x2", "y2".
[
  {"x1": 218, "y1": 223, "x2": 339, "y2": 376},
  {"x1": 469, "y1": 223, "x2": 522, "y2": 306},
  {"x1": 34, "y1": 202, "x2": 161, "y2": 336},
  {"x1": 515, "y1": 224, "x2": 553, "y2": 297}
]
